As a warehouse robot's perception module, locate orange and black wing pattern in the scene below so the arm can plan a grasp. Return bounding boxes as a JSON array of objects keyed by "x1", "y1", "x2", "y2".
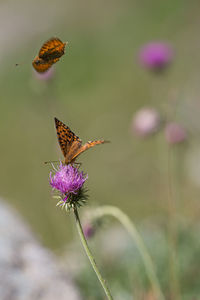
[
  {"x1": 32, "y1": 56, "x2": 58, "y2": 73},
  {"x1": 54, "y1": 118, "x2": 109, "y2": 164},
  {"x1": 54, "y1": 117, "x2": 81, "y2": 158},
  {"x1": 32, "y1": 37, "x2": 67, "y2": 73},
  {"x1": 39, "y1": 38, "x2": 66, "y2": 61}
]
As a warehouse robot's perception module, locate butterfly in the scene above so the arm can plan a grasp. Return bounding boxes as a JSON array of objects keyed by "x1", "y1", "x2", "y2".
[
  {"x1": 32, "y1": 37, "x2": 67, "y2": 73},
  {"x1": 55, "y1": 118, "x2": 109, "y2": 164}
]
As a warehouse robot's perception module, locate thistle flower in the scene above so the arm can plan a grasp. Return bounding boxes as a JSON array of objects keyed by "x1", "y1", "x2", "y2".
[
  {"x1": 49, "y1": 163, "x2": 113, "y2": 300},
  {"x1": 138, "y1": 42, "x2": 174, "y2": 71},
  {"x1": 49, "y1": 163, "x2": 88, "y2": 210}
]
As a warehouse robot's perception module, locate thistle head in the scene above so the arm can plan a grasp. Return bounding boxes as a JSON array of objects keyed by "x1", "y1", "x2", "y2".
[
  {"x1": 49, "y1": 163, "x2": 88, "y2": 211},
  {"x1": 138, "y1": 42, "x2": 174, "y2": 71}
]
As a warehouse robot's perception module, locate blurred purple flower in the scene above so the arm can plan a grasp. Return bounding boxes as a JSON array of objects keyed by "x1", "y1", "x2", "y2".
[
  {"x1": 83, "y1": 223, "x2": 95, "y2": 239},
  {"x1": 33, "y1": 67, "x2": 54, "y2": 81},
  {"x1": 132, "y1": 107, "x2": 161, "y2": 137},
  {"x1": 138, "y1": 42, "x2": 174, "y2": 71},
  {"x1": 50, "y1": 163, "x2": 88, "y2": 203},
  {"x1": 164, "y1": 122, "x2": 187, "y2": 145}
]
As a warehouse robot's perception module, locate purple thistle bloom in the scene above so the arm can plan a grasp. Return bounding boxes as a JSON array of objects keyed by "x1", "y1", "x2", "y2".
[
  {"x1": 50, "y1": 163, "x2": 88, "y2": 203},
  {"x1": 139, "y1": 42, "x2": 174, "y2": 71}
]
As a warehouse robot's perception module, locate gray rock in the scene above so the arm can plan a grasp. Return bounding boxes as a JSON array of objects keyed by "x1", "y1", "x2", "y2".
[{"x1": 0, "y1": 200, "x2": 81, "y2": 300}]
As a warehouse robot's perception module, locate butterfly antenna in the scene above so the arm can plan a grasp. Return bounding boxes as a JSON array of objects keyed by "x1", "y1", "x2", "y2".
[
  {"x1": 44, "y1": 160, "x2": 60, "y2": 165},
  {"x1": 15, "y1": 62, "x2": 25, "y2": 67}
]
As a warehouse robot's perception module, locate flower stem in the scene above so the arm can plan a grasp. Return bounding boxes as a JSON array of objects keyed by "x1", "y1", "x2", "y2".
[
  {"x1": 73, "y1": 206, "x2": 113, "y2": 300},
  {"x1": 167, "y1": 147, "x2": 181, "y2": 300},
  {"x1": 91, "y1": 205, "x2": 165, "y2": 300}
]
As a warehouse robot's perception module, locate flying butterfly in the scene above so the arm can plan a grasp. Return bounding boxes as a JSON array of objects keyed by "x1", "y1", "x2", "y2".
[
  {"x1": 32, "y1": 37, "x2": 67, "y2": 73},
  {"x1": 54, "y1": 118, "x2": 109, "y2": 164}
]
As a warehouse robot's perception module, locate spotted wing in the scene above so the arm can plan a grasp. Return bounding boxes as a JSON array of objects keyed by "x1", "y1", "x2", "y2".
[
  {"x1": 71, "y1": 140, "x2": 109, "y2": 161},
  {"x1": 54, "y1": 118, "x2": 81, "y2": 158},
  {"x1": 32, "y1": 56, "x2": 57, "y2": 73},
  {"x1": 39, "y1": 38, "x2": 66, "y2": 61}
]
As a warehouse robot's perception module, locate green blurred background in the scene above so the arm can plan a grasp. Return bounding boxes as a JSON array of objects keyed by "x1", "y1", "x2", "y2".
[{"x1": 1, "y1": 0, "x2": 200, "y2": 252}]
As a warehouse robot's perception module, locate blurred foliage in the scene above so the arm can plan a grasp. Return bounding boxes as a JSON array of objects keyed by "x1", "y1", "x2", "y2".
[{"x1": 74, "y1": 219, "x2": 200, "y2": 300}]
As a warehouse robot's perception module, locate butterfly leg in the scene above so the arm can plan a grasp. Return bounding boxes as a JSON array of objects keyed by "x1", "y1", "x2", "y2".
[
  {"x1": 44, "y1": 160, "x2": 59, "y2": 165},
  {"x1": 73, "y1": 162, "x2": 82, "y2": 169},
  {"x1": 44, "y1": 160, "x2": 59, "y2": 171},
  {"x1": 50, "y1": 162, "x2": 59, "y2": 171}
]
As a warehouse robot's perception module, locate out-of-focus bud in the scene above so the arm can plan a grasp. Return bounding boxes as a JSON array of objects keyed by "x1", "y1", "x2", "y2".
[
  {"x1": 164, "y1": 122, "x2": 187, "y2": 145},
  {"x1": 83, "y1": 223, "x2": 95, "y2": 239},
  {"x1": 138, "y1": 42, "x2": 174, "y2": 71},
  {"x1": 33, "y1": 67, "x2": 54, "y2": 81},
  {"x1": 132, "y1": 107, "x2": 161, "y2": 137}
]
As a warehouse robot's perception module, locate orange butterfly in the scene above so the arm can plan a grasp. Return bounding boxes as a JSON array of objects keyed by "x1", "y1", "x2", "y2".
[
  {"x1": 55, "y1": 118, "x2": 109, "y2": 164},
  {"x1": 32, "y1": 37, "x2": 67, "y2": 73}
]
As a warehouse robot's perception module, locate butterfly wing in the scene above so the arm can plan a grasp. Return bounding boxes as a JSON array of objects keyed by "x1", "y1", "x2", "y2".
[
  {"x1": 39, "y1": 38, "x2": 67, "y2": 61},
  {"x1": 54, "y1": 118, "x2": 81, "y2": 159},
  {"x1": 32, "y1": 56, "x2": 57, "y2": 73},
  {"x1": 55, "y1": 118, "x2": 109, "y2": 164},
  {"x1": 71, "y1": 140, "x2": 109, "y2": 161}
]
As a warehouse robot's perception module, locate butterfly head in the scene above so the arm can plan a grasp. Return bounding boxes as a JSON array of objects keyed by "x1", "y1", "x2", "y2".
[
  {"x1": 32, "y1": 56, "x2": 42, "y2": 65},
  {"x1": 32, "y1": 56, "x2": 52, "y2": 73}
]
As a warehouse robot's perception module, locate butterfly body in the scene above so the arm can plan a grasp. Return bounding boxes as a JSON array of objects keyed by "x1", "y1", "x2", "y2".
[
  {"x1": 64, "y1": 140, "x2": 82, "y2": 164},
  {"x1": 55, "y1": 118, "x2": 108, "y2": 164},
  {"x1": 32, "y1": 38, "x2": 67, "y2": 73}
]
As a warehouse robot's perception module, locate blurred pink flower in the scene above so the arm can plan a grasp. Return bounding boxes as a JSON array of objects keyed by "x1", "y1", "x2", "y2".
[
  {"x1": 132, "y1": 107, "x2": 161, "y2": 137},
  {"x1": 138, "y1": 42, "x2": 174, "y2": 71},
  {"x1": 33, "y1": 67, "x2": 54, "y2": 81},
  {"x1": 164, "y1": 122, "x2": 187, "y2": 145},
  {"x1": 83, "y1": 223, "x2": 95, "y2": 239}
]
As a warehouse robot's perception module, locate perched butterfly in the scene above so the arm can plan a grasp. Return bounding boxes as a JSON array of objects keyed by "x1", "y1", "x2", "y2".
[
  {"x1": 55, "y1": 118, "x2": 109, "y2": 164},
  {"x1": 32, "y1": 37, "x2": 67, "y2": 73}
]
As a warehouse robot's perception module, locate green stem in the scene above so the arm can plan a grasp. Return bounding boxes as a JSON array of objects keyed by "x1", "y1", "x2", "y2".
[
  {"x1": 91, "y1": 205, "x2": 165, "y2": 300},
  {"x1": 167, "y1": 147, "x2": 181, "y2": 300},
  {"x1": 73, "y1": 206, "x2": 113, "y2": 300}
]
